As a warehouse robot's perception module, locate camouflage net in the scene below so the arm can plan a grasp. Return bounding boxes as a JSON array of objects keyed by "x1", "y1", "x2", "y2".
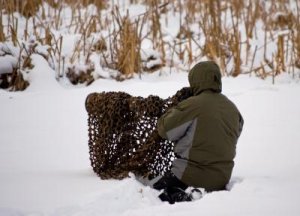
[{"x1": 85, "y1": 87, "x2": 192, "y2": 180}]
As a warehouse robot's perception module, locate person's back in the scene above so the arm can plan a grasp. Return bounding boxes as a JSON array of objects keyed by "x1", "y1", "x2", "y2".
[
  {"x1": 169, "y1": 91, "x2": 242, "y2": 191},
  {"x1": 157, "y1": 61, "x2": 243, "y2": 193}
]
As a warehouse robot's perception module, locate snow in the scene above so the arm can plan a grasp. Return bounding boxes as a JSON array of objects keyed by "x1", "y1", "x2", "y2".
[
  {"x1": 25, "y1": 54, "x2": 62, "y2": 91},
  {"x1": 0, "y1": 45, "x2": 19, "y2": 75},
  {"x1": 0, "y1": 56, "x2": 13, "y2": 74},
  {"x1": 0, "y1": 43, "x2": 19, "y2": 57},
  {"x1": 1, "y1": 0, "x2": 300, "y2": 215},
  {"x1": 141, "y1": 49, "x2": 163, "y2": 70},
  {"x1": 1, "y1": 56, "x2": 300, "y2": 215},
  {"x1": 34, "y1": 45, "x2": 50, "y2": 57}
]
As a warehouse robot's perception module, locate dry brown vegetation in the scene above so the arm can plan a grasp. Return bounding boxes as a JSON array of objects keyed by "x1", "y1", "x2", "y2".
[{"x1": 0, "y1": 0, "x2": 300, "y2": 90}]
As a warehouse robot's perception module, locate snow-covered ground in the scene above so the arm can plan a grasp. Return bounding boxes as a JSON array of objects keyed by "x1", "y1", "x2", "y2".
[{"x1": 1, "y1": 56, "x2": 300, "y2": 216}]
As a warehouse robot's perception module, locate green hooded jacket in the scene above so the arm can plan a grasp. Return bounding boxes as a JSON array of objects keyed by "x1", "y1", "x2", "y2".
[{"x1": 157, "y1": 61, "x2": 244, "y2": 191}]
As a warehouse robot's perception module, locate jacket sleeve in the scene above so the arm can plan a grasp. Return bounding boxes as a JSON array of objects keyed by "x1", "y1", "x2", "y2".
[
  {"x1": 238, "y1": 113, "x2": 244, "y2": 138},
  {"x1": 157, "y1": 99, "x2": 194, "y2": 141}
]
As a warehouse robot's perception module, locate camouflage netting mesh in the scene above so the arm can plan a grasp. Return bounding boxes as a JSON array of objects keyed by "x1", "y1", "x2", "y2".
[{"x1": 85, "y1": 87, "x2": 192, "y2": 180}]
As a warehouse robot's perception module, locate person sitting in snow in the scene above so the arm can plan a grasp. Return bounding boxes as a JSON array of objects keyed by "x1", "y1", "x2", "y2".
[{"x1": 140, "y1": 61, "x2": 244, "y2": 204}]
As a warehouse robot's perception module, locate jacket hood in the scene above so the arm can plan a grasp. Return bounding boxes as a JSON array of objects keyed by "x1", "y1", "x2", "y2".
[{"x1": 188, "y1": 61, "x2": 222, "y2": 95}]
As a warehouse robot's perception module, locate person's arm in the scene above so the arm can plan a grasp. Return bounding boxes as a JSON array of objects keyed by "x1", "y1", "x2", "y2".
[
  {"x1": 238, "y1": 113, "x2": 244, "y2": 138},
  {"x1": 157, "y1": 99, "x2": 194, "y2": 141}
]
